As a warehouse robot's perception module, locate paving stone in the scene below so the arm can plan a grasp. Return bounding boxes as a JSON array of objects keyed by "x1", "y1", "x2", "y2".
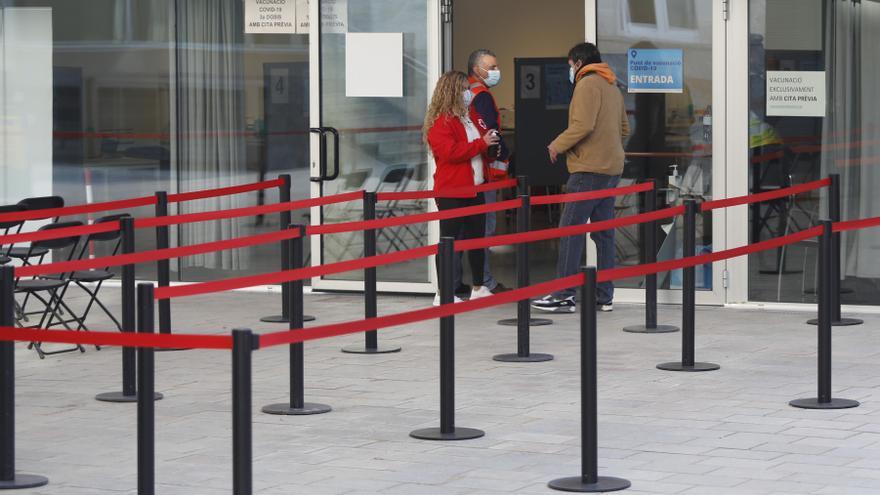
[{"x1": 11, "y1": 289, "x2": 880, "y2": 494}]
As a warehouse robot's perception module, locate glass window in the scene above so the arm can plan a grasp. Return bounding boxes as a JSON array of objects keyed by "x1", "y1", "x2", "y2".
[
  {"x1": 628, "y1": 0, "x2": 658, "y2": 25},
  {"x1": 600, "y1": 0, "x2": 714, "y2": 290},
  {"x1": 0, "y1": 0, "x2": 310, "y2": 283},
  {"x1": 667, "y1": 0, "x2": 697, "y2": 29},
  {"x1": 747, "y1": 0, "x2": 880, "y2": 306}
]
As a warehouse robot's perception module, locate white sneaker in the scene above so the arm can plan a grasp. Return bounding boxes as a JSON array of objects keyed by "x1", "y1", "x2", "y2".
[
  {"x1": 598, "y1": 303, "x2": 613, "y2": 312},
  {"x1": 433, "y1": 294, "x2": 463, "y2": 306},
  {"x1": 469, "y1": 286, "x2": 494, "y2": 300}
]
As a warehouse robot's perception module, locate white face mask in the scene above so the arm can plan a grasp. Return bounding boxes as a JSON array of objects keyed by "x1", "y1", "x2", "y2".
[
  {"x1": 483, "y1": 69, "x2": 501, "y2": 87},
  {"x1": 569, "y1": 66, "x2": 577, "y2": 84},
  {"x1": 463, "y1": 89, "x2": 475, "y2": 107}
]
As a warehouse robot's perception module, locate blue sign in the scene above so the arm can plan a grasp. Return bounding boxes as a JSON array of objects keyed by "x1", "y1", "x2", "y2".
[{"x1": 627, "y1": 49, "x2": 683, "y2": 94}]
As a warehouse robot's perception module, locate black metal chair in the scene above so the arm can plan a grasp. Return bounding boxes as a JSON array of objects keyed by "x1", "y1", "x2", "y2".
[
  {"x1": 6, "y1": 196, "x2": 64, "y2": 266},
  {"x1": 62, "y1": 214, "x2": 128, "y2": 332},
  {"x1": 15, "y1": 221, "x2": 85, "y2": 359}
]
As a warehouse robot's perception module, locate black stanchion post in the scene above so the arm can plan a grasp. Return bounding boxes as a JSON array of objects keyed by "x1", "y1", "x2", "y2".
[
  {"x1": 790, "y1": 221, "x2": 859, "y2": 410},
  {"x1": 0, "y1": 265, "x2": 49, "y2": 490},
  {"x1": 261, "y1": 175, "x2": 315, "y2": 324},
  {"x1": 154, "y1": 192, "x2": 187, "y2": 352},
  {"x1": 624, "y1": 180, "x2": 678, "y2": 334},
  {"x1": 549, "y1": 267, "x2": 630, "y2": 493},
  {"x1": 97, "y1": 218, "x2": 163, "y2": 403},
  {"x1": 232, "y1": 329, "x2": 258, "y2": 495},
  {"x1": 498, "y1": 177, "x2": 553, "y2": 331},
  {"x1": 657, "y1": 200, "x2": 719, "y2": 372},
  {"x1": 411, "y1": 237, "x2": 484, "y2": 441},
  {"x1": 494, "y1": 194, "x2": 553, "y2": 362},
  {"x1": 808, "y1": 174, "x2": 862, "y2": 327},
  {"x1": 136, "y1": 283, "x2": 156, "y2": 495},
  {"x1": 262, "y1": 225, "x2": 331, "y2": 416},
  {"x1": 342, "y1": 191, "x2": 400, "y2": 354}
]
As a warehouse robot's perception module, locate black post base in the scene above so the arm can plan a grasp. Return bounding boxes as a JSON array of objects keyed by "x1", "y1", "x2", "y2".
[
  {"x1": 789, "y1": 397, "x2": 860, "y2": 410},
  {"x1": 492, "y1": 353, "x2": 554, "y2": 363},
  {"x1": 0, "y1": 474, "x2": 49, "y2": 490},
  {"x1": 261, "y1": 402, "x2": 331, "y2": 416},
  {"x1": 806, "y1": 317, "x2": 864, "y2": 327},
  {"x1": 623, "y1": 324, "x2": 680, "y2": 334},
  {"x1": 548, "y1": 475, "x2": 631, "y2": 493},
  {"x1": 260, "y1": 314, "x2": 316, "y2": 323},
  {"x1": 497, "y1": 318, "x2": 553, "y2": 327},
  {"x1": 409, "y1": 427, "x2": 485, "y2": 441},
  {"x1": 341, "y1": 344, "x2": 402, "y2": 354},
  {"x1": 95, "y1": 391, "x2": 164, "y2": 403},
  {"x1": 656, "y1": 362, "x2": 720, "y2": 372}
]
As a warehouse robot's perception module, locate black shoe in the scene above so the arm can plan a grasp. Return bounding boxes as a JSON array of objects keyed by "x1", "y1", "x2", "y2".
[
  {"x1": 454, "y1": 284, "x2": 471, "y2": 296},
  {"x1": 531, "y1": 295, "x2": 576, "y2": 313}
]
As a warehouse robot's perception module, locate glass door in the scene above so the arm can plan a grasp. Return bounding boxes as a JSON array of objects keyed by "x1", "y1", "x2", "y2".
[
  {"x1": 309, "y1": 0, "x2": 438, "y2": 292},
  {"x1": 593, "y1": 0, "x2": 727, "y2": 305}
]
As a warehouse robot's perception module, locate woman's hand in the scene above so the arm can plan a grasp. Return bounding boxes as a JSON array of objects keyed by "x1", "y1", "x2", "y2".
[{"x1": 482, "y1": 130, "x2": 500, "y2": 147}]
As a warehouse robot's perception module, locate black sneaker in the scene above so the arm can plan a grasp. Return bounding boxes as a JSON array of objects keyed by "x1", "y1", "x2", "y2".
[{"x1": 531, "y1": 295, "x2": 576, "y2": 313}]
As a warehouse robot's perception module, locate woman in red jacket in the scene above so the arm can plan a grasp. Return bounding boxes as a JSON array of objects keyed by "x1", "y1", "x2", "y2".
[{"x1": 424, "y1": 71, "x2": 500, "y2": 305}]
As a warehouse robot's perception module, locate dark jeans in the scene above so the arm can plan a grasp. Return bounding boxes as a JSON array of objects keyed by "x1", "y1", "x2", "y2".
[
  {"x1": 453, "y1": 188, "x2": 498, "y2": 291},
  {"x1": 436, "y1": 192, "x2": 486, "y2": 288},
  {"x1": 552, "y1": 172, "x2": 621, "y2": 304}
]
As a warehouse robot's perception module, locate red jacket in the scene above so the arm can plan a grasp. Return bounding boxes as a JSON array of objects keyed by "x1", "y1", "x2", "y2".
[{"x1": 427, "y1": 109, "x2": 491, "y2": 198}]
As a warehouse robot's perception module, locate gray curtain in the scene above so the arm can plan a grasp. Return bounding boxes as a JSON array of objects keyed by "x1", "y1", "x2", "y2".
[
  {"x1": 823, "y1": 0, "x2": 880, "y2": 279},
  {"x1": 176, "y1": 0, "x2": 247, "y2": 270}
]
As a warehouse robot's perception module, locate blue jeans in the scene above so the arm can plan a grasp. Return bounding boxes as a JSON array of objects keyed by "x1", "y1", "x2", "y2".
[
  {"x1": 454, "y1": 189, "x2": 499, "y2": 290},
  {"x1": 553, "y1": 172, "x2": 621, "y2": 304}
]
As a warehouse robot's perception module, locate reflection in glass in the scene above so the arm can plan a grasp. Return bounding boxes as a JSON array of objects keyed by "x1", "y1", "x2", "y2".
[
  {"x1": 628, "y1": 0, "x2": 658, "y2": 25},
  {"x1": 667, "y1": 0, "x2": 697, "y2": 29}
]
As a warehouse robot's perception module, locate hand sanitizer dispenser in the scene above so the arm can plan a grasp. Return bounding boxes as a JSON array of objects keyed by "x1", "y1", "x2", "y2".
[{"x1": 667, "y1": 164, "x2": 680, "y2": 204}]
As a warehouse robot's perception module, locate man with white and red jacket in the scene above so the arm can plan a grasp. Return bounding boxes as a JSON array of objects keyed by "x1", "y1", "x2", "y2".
[{"x1": 462, "y1": 48, "x2": 511, "y2": 296}]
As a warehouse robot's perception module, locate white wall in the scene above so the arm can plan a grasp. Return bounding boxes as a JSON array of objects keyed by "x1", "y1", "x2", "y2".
[{"x1": 1, "y1": 8, "x2": 53, "y2": 204}]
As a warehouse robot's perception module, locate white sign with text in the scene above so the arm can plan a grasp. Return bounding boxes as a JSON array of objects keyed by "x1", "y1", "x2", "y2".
[
  {"x1": 766, "y1": 71, "x2": 826, "y2": 117},
  {"x1": 245, "y1": 0, "x2": 296, "y2": 34}
]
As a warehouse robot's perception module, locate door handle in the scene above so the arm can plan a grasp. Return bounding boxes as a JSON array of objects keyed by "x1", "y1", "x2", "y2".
[
  {"x1": 322, "y1": 126, "x2": 340, "y2": 181},
  {"x1": 309, "y1": 127, "x2": 327, "y2": 182}
]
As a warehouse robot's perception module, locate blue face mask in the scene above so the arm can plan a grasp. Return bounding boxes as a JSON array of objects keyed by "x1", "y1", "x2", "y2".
[
  {"x1": 482, "y1": 69, "x2": 501, "y2": 87},
  {"x1": 463, "y1": 89, "x2": 475, "y2": 107}
]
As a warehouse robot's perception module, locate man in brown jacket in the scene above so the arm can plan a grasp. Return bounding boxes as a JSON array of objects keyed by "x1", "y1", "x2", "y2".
[{"x1": 532, "y1": 42, "x2": 630, "y2": 314}]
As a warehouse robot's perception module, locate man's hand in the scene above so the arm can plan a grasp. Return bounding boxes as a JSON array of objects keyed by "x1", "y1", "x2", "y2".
[{"x1": 548, "y1": 145, "x2": 559, "y2": 164}]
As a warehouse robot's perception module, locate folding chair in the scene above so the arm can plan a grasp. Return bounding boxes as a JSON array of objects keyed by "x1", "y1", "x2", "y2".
[
  {"x1": 63, "y1": 214, "x2": 128, "y2": 332},
  {"x1": 6, "y1": 196, "x2": 64, "y2": 266},
  {"x1": 15, "y1": 221, "x2": 86, "y2": 358}
]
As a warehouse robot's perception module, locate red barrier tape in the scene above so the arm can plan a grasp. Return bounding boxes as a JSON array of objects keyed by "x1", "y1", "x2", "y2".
[
  {"x1": 135, "y1": 191, "x2": 364, "y2": 229},
  {"x1": 167, "y1": 178, "x2": 284, "y2": 203},
  {"x1": 0, "y1": 179, "x2": 285, "y2": 225},
  {"x1": 156, "y1": 244, "x2": 439, "y2": 300},
  {"x1": 0, "y1": 196, "x2": 156, "y2": 224},
  {"x1": 531, "y1": 181, "x2": 653, "y2": 206},
  {"x1": 833, "y1": 216, "x2": 880, "y2": 233},
  {"x1": 260, "y1": 273, "x2": 584, "y2": 347},
  {"x1": 598, "y1": 226, "x2": 823, "y2": 282},
  {"x1": 376, "y1": 178, "x2": 518, "y2": 201},
  {"x1": 0, "y1": 221, "x2": 120, "y2": 246},
  {"x1": 701, "y1": 178, "x2": 830, "y2": 212},
  {"x1": 0, "y1": 327, "x2": 233, "y2": 350},
  {"x1": 15, "y1": 228, "x2": 303, "y2": 278},
  {"x1": 308, "y1": 198, "x2": 522, "y2": 236},
  {"x1": 457, "y1": 205, "x2": 684, "y2": 252}
]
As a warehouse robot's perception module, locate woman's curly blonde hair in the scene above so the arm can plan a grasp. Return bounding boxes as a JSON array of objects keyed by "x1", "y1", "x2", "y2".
[{"x1": 423, "y1": 71, "x2": 469, "y2": 142}]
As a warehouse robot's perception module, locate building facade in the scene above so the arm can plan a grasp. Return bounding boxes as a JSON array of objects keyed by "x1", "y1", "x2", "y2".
[{"x1": 1, "y1": 0, "x2": 877, "y2": 308}]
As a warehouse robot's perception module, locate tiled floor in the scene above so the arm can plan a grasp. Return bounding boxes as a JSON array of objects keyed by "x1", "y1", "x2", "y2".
[{"x1": 12, "y1": 287, "x2": 880, "y2": 494}]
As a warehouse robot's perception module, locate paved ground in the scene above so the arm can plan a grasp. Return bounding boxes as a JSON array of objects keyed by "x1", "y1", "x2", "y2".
[{"x1": 12, "y1": 287, "x2": 880, "y2": 494}]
